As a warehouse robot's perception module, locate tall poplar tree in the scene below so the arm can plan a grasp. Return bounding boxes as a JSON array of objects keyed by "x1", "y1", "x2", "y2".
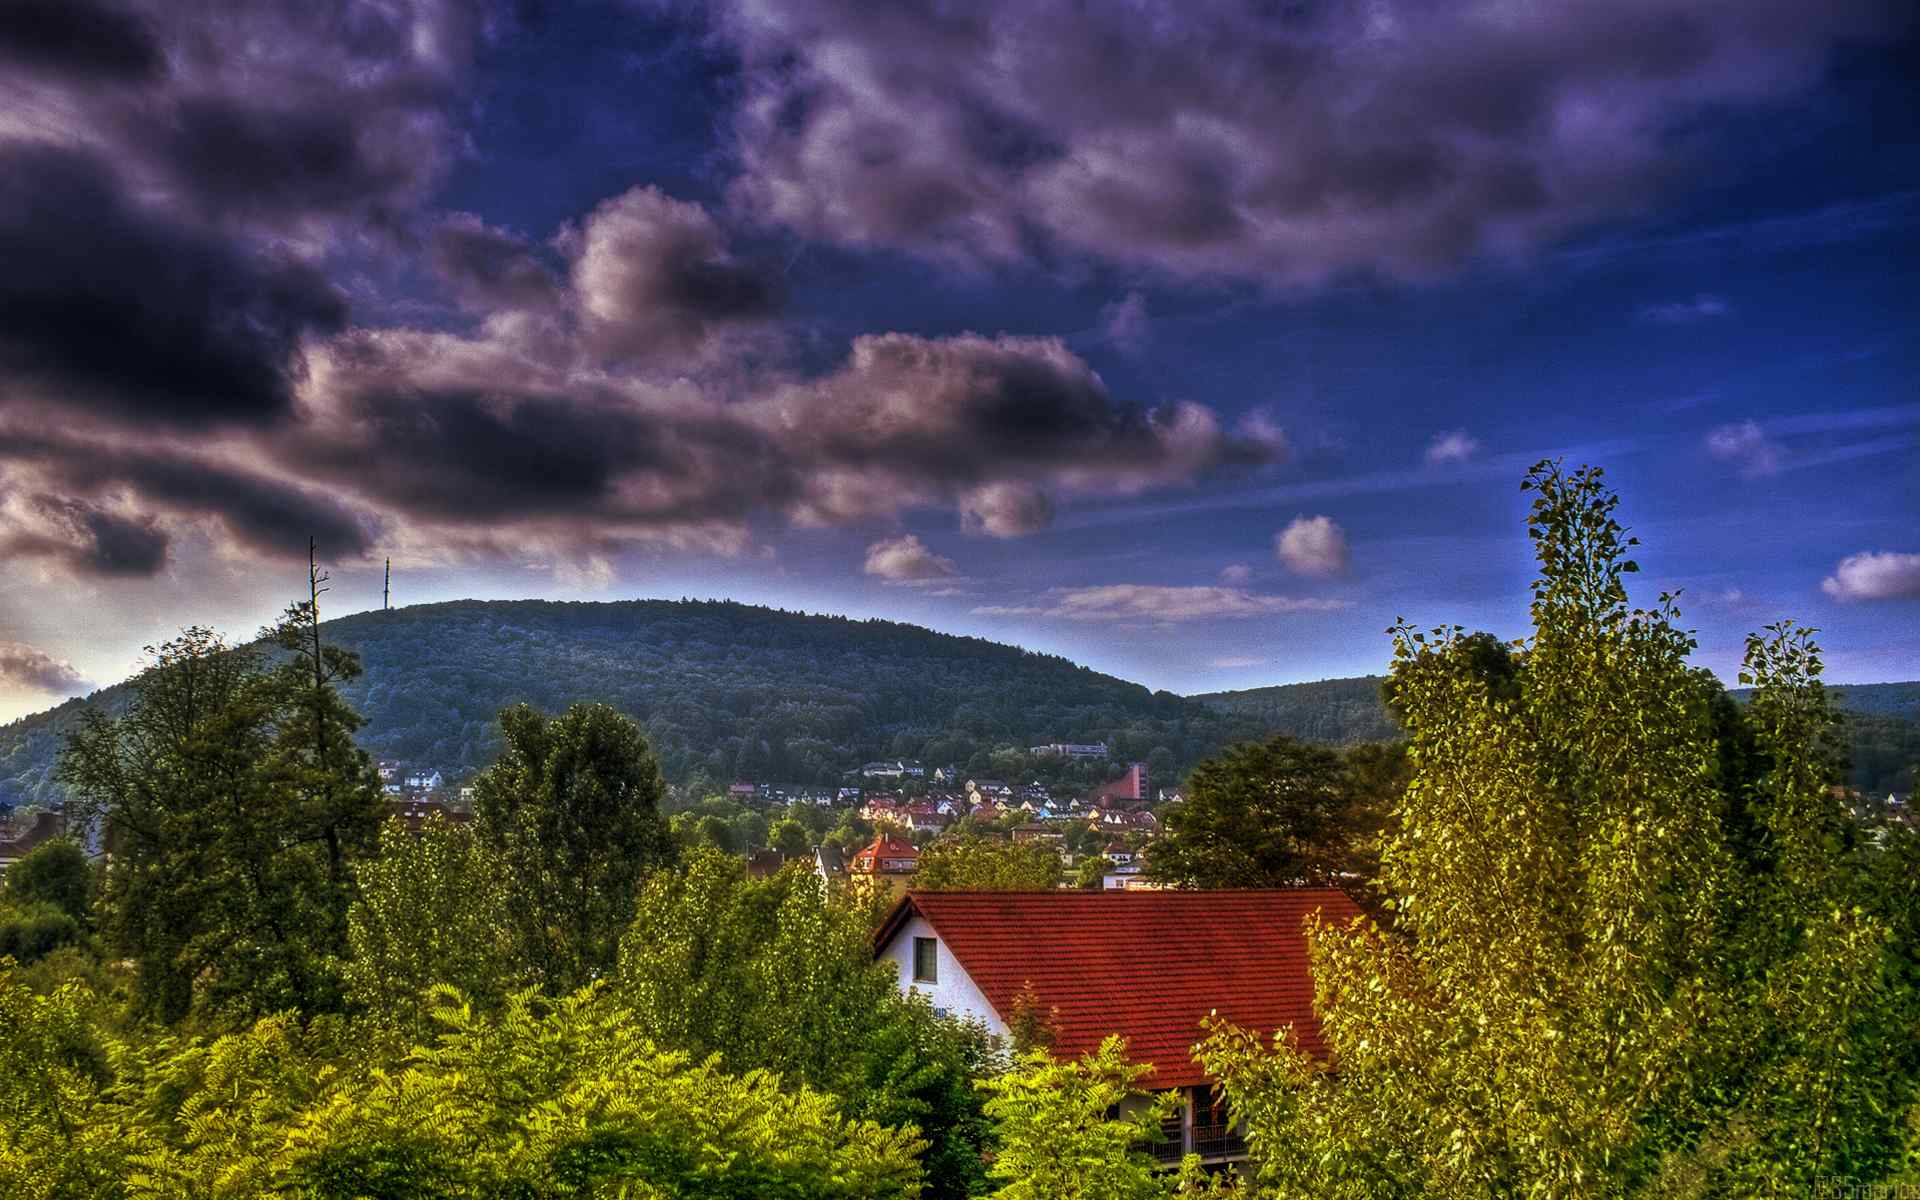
[
  {"x1": 472, "y1": 702, "x2": 676, "y2": 990},
  {"x1": 1201, "y1": 461, "x2": 1919, "y2": 1197}
]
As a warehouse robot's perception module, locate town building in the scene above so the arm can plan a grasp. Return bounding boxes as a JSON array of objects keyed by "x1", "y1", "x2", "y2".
[
  {"x1": 873, "y1": 889, "x2": 1365, "y2": 1166},
  {"x1": 1090, "y1": 762, "x2": 1149, "y2": 805},
  {"x1": 848, "y1": 833, "x2": 920, "y2": 903},
  {"x1": 0, "y1": 809, "x2": 67, "y2": 878},
  {"x1": 382, "y1": 798, "x2": 473, "y2": 836},
  {"x1": 1028, "y1": 742, "x2": 1110, "y2": 760}
]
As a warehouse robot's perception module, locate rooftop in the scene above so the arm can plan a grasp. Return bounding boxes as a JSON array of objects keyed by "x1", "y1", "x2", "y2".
[{"x1": 877, "y1": 888, "x2": 1365, "y2": 1087}]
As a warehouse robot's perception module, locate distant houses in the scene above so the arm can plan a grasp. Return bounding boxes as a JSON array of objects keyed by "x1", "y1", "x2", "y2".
[
  {"x1": 1028, "y1": 741, "x2": 1110, "y2": 760},
  {"x1": 0, "y1": 809, "x2": 67, "y2": 878}
]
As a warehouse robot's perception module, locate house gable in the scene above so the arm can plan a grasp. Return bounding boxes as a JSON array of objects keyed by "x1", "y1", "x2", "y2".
[{"x1": 874, "y1": 888, "x2": 1364, "y2": 1088}]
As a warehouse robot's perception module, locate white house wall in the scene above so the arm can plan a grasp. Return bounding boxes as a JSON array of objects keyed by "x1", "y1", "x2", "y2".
[{"x1": 878, "y1": 913, "x2": 1010, "y2": 1039}]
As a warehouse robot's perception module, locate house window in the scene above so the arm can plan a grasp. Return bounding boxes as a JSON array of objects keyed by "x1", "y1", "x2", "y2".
[{"x1": 913, "y1": 936, "x2": 938, "y2": 983}]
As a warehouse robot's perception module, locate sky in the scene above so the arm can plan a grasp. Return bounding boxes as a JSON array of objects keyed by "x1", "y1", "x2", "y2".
[{"x1": 0, "y1": 0, "x2": 1916, "y2": 723}]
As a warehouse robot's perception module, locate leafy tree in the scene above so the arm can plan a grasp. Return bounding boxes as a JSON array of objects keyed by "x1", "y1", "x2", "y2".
[
  {"x1": 343, "y1": 815, "x2": 528, "y2": 1025},
  {"x1": 1148, "y1": 735, "x2": 1357, "y2": 890},
  {"x1": 472, "y1": 702, "x2": 675, "y2": 990},
  {"x1": 59, "y1": 626, "x2": 367, "y2": 1021},
  {"x1": 978, "y1": 1038, "x2": 1178, "y2": 1200},
  {"x1": 0, "y1": 901, "x2": 81, "y2": 964},
  {"x1": 770, "y1": 815, "x2": 812, "y2": 858},
  {"x1": 1071, "y1": 853, "x2": 1111, "y2": 890},
  {"x1": 3, "y1": 837, "x2": 90, "y2": 922},
  {"x1": 1200, "y1": 461, "x2": 1920, "y2": 1197},
  {"x1": 254, "y1": 556, "x2": 386, "y2": 953},
  {"x1": 0, "y1": 972, "x2": 125, "y2": 1198},
  {"x1": 619, "y1": 849, "x2": 995, "y2": 1198},
  {"x1": 915, "y1": 835, "x2": 1060, "y2": 891}
]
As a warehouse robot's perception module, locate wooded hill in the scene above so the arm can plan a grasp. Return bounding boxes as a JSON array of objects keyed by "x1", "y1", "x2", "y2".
[
  {"x1": 1197, "y1": 677, "x2": 1920, "y2": 797},
  {"x1": 3, "y1": 599, "x2": 1913, "y2": 809}
]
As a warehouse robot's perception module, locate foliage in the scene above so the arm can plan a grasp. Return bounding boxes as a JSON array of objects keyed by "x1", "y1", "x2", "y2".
[
  {"x1": 0, "y1": 968, "x2": 923, "y2": 1199},
  {"x1": 2, "y1": 599, "x2": 1291, "y2": 805},
  {"x1": 58, "y1": 624, "x2": 376, "y2": 1023},
  {"x1": 978, "y1": 1037, "x2": 1177, "y2": 1200},
  {"x1": 0, "y1": 901, "x2": 82, "y2": 963},
  {"x1": 343, "y1": 814, "x2": 529, "y2": 1026},
  {"x1": 1149, "y1": 735, "x2": 1367, "y2": 891},
  {"x1": 1191, "y1": 675, "x2": 1403, "y2": 745},
  {"x1": 619, "y1": 847, "x2": 996, "y2": 1199},
  {"x1": 0, "y1": 972, "x2": 125, "y2": 1199},
  {"x1": 7, "y1": 600, "x2": 1912, "y2": 811},
  {"x1": 915, "y1": 835, "x2": 1061, "y2": 891},
  {"x1": 473, "y1": 702, "x2": 676, "y2": 991},
  {"x1": 4, "y1": 836, "x2": 91, "y2": 921},
  {"x1": 1199, "y1": 461, "x2": 1920, "y2": 1198}
]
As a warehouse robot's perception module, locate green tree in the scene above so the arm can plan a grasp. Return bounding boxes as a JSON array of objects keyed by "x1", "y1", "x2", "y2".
[
  {"x1": 769, "y1": 816, "x2": 812, "y2": 858},
  {"x1": 254, "y1": 553, "x2": 386, "y2": 955},
  {"x1": 1, "y1": 969, "x2": 924, "y2": 1200},
  {"x1": 619, "y1": 849, "x2": 995, "y2": 1199},
  {"x1": 472, "y1": 702, "x2": 675, "y2": 990},
  {"x1": 60, "y1": 626, "x2": 368, "y2": 1021},
  {"x1": 915, "y1": 835, "x2": 1060, "y2": 891},
  {"x1": 343, "y1": 815, "x2": 529, "y2": 1026},
  {"x1": 1071, "y1": 853, "x2": 1111, "y2": 890},
  {"x1": 978, "y1": 1038, "x2": 1177, "y2": 1200},
  {"x1": 0, "y1": 971, "x2": 125, "y2": 1198},
  {"x1": 1200, "y1": 461, "x2": 1920, "y2": 1198},
  {"x1": 3, "y1": 838, "x2": 90, "y2": 923},
  {"x1": 1148, "y1": 735, "x2": 1357, "y2": 890}
]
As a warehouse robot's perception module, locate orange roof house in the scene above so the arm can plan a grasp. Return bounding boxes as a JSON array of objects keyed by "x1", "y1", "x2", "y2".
[
  {"x1": 848, "y1": 833, "x2": 920, "y2": 902},
  {"x1": 873, "y1": 888, "x2": 1365, "y2": 1164}
]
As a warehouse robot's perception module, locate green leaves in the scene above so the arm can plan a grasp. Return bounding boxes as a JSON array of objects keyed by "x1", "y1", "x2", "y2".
[
  {"x1": 473, "y1": 702, "x2": 677, "y2": 992},
  {"x1": 1204, "y1": 461, "x2": 1920, "y2": 1197},
  {"x1": 978, "y1": 1038, "x2": 1176, "y2": 1200}
]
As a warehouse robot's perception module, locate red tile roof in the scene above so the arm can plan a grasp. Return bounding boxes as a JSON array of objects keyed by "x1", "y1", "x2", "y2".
[
  {"x1": 851, "y1": 834, "x2": 920, "y2": 873},
  {"x1": 877, "y1": 889, "x2": 1365, "y2": 1087}
]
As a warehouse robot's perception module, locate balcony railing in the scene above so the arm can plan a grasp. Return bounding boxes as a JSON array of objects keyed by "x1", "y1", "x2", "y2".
[
  {"x1": 1190, "y1": 1121, "x2": 1247, "y2": 1160},
  {"x1": 1148, "y1": 1115, "x2": 1247, "y2": 1163}
]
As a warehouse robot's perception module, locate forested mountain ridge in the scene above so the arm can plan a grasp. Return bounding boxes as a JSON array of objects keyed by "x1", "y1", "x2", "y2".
[
  {"x1": 4, "y1": 599, "x2": 1914, "y2": 810},
  {"x1": 1, "y1": 599, "x2": 1280, "y2": 808},
  {"x1": 1198, "y1": 677, "x2": 1920, "y2": 796}
]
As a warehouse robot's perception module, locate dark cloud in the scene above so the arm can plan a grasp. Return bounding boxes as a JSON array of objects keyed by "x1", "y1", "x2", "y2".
[
  {"x1": 431, "y1": 214, "x2": 564, "y2": 311},
  {"x1": 0, "y1": 143, "x2": 347, "y2": 428},
  {"x1": 0, "y1": 640, "x2": 90, "y2": 695},
  {"x1": 0, "y1": 0, "x2": 163, "y2": 82},
  {"x1": 3, "y1": 0, "x2": 492, "y2": 235},
  {"x1": 569, "y1": 187, "x2": 784, "y2": 362},
  {"x1": 146, "y1": 96, "x2": 413, "y2": 225},
  {"x1": 17, "y1": 497, "x2": 170, "y2": 577},
  {"x1": 280, "y1": 322, "x2": 1278, "y2": 552},
  {"x1": 0, "y1": 429, "x2": 374, "y2": 570},
  {"x1": 701, "y1": 0, "x2": 1911, "y2": 280}
]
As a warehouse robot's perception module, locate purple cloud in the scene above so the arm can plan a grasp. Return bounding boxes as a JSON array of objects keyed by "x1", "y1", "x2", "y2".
[
  {"x1": 975, "y1": 584, "x2": 1347, "y2": 623},
  {"x1": 863, "y1": 535, "x2": 960, "y2": 584},
  {"x1": 0, "y1": 640, "x2": 90, "y2": 696},
  {"x1": 700, "y1": 0, "x2": 1907, "y2": 280}
]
